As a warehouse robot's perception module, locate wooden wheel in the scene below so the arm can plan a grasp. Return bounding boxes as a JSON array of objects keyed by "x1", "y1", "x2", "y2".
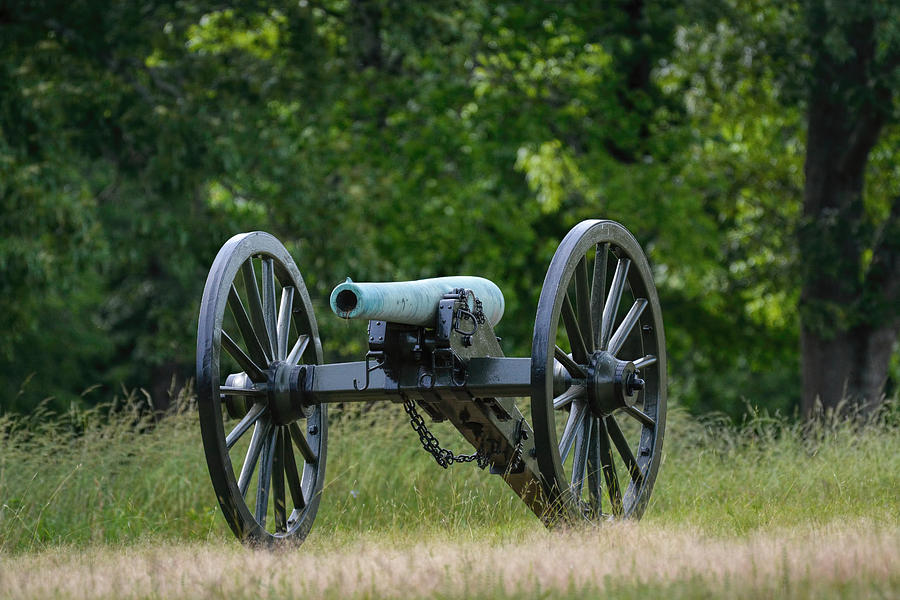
[
  {"x1": 196, "y1": 232, "x2": 326, "y2": 545},
  {"x1": 531, "y1": 220, "x2": 666, "y2": 521}
]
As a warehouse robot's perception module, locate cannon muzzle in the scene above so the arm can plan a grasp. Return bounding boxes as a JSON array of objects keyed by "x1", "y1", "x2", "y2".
[{"x1": 330, "y1": 276, "x2": 504, "y2": 327}]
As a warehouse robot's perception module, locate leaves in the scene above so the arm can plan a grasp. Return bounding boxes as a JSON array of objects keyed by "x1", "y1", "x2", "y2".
[{"x1": 0, "y1": 0, "x2": 897, "y2": 416}]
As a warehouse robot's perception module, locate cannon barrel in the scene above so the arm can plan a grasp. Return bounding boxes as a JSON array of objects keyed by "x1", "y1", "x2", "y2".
[{"x1": 330, "y1": 276, "x2": 505, "y2": 327}]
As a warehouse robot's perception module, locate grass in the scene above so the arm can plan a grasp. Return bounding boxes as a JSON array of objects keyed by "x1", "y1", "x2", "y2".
[
  {"x1": 1, "y1": 521, "x2": 897, "y2": 599},
  {"x1": 0, "y1": 394, "x2": 898, "y2": 597}
]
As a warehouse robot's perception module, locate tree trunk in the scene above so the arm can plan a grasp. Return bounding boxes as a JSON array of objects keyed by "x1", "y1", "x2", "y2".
[
  {"x1": 798, "y1": 4, "x2": 900, "y2": 417},
  {"x1": 348, "y1": 0, "x2": 383, "y2": 71},
  {"x1": 801, "y1": 326, "x2": 899, "y2": 417}
]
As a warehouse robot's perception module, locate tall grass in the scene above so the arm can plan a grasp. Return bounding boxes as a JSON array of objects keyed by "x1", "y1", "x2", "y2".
[{"x1": 1, "y1": 392, "x2": 898, "y2": 554}]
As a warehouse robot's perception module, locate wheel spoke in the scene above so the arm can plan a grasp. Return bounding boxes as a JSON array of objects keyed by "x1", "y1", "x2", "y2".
[
  {"x1": 237, "y1": 420, "x2": 267, "y2": 498},
  {"x1": 283, "y1": 431, "x2": 306, "y2": 511},
  {"x1": 272, "y1": 428, "x2": 287, "y2": 533},
  {"x1": 570, "y1": 409, "x2": 592, "y2": 497},
  {"x1": 561, "y1": 293, "x2": 589, "y2": 364},
  {"x1": 289, "y1": 422, "x2": 317, "y2": 464},
  {"x1": 286, "y1": 334, "x2": 310, "y2": 366},
  {"x1": 228, "y1": 285, "x2": 269, "y2": 368},
  {"x1": 276, "y1": 286, "x2": 295, "y2": 361},
  {"x1": 261, "y1": 257, "x2": 278, "y2": 358},
  {"x1": 241, "y1": 259, "x2": 274, "y2": 361},
  {"x1": 575, "y1": 256, "x2": 594, "y2": 353},
  {"x1": 220, "y1": 385, "x2": 266, "y2": 398},
  {"x1": 221, "y1": 331, "x2": 266, "y2": 382},
  {"x1": 590, "y1": 243, "x2": 609, "y2": 349},
  {"x1": 634, "y1": 354, "x2": 657, "y2": 369},
  {"x1": 553, "y1": 384, "x2": 585, "y2": 410},
  {"x1": 608, "y1": 298, "x2": 648, "y2": 357},
  {"x1": 586, "y1": 417, "x2": 602, "y2": 514},
  {"x1": 623, "y1": 405, "x2": 655, "y2": 428},
  {"x1": 554, "y1": 346, "x2": 587, "y2": 379},
  {"x1": 606, "y1": 415, "x2": 644, "y2": 486},
  {"x1": 559, "y1": 401, "x2": 587, "y2": 464},
  {"x1": 600, "y1": 258, "x2": 631, "y2": 351},
  {"x1": 225, "y1": 403, "x2": 266, "y2": 450},
  {"x1": 597, "y1": 417, "x2": 623, "y2": 515},
  {"x1": 255, "y1": 424, "x2": 278, "y2": 526}
]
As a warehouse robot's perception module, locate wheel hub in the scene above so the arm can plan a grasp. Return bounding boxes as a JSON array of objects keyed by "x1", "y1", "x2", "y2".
[
  {"x1": 225, "y1": 362, "x2": 309, "y2": 425},
  {"x1": 267, "y1": 361, "x2": 310, "y2": 424},
  {"x1": 586, "y1": 351, "x2": 644, "y2": 417}
]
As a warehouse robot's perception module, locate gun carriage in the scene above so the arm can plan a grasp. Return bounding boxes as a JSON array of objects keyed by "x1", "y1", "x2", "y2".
[{"x1": 196, "y1": 220, "x2": 666, "y2": 545}]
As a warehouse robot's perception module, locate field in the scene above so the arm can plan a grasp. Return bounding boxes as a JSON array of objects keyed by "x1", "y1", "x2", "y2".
[{"x1": 1, "y1": 396, "x2": 898, "y2": 598}]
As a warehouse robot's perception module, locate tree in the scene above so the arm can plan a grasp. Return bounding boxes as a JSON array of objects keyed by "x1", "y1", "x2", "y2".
[
  {"x1": 660, "y1": 1, "x2": 900, "y2": 417},
  {"x1": 798, "y1": 1, "x2": 900, "y2": 416}
]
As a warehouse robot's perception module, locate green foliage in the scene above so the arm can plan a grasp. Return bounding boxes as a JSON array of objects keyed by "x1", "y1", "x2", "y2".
[{"x1": 1, "y1": 0, "x2": 898, "y2": 416}]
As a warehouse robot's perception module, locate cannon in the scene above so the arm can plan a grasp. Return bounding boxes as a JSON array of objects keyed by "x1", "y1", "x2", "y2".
[{"x1": 196, "y1": 220, "x2": 666, "y2": 545}]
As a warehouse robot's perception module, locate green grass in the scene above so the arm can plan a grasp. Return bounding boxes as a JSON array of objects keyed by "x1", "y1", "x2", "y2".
[
  {"x1": 0, "y1": 396, "x2": 898, "y2": 598},
  {"x1": 1, "y1": 394, "x2": 897, "y2": 554}
]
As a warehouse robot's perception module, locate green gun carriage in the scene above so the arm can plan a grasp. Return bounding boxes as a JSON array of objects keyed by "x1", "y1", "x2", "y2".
[{"x1": 196, "y1": 219, "x2": 666, "y2": 545}]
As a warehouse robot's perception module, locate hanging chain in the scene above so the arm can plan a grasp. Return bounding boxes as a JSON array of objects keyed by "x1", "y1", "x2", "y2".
[
  {"x1": 403, "y1": 398, "x2": 489, "y2": 468},
  {"x1": 403, "y1": 398, "x2": 525, "y2": 472}
]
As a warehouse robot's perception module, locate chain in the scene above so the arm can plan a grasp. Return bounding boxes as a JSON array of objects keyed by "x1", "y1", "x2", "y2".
[
  {"x1": 402, "y1": 398, "x2": 525, "y2": 472},
  {"x1": 472, "y1": 298, "x2": 486, "y2": 324},
  {"x1": 403, "y1": 398, "x2": 489, "y2": 468}
]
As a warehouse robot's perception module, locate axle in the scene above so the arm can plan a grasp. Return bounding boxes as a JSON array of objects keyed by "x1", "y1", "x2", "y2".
[
  {"x1": 256, "y1": 355, "x2": 569, "y2": 426},
  {"x1": 303, "y1": 356, "x2": 536, "y2": 403}
]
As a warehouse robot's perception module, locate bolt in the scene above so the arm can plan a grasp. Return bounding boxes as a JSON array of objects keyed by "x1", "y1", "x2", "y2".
[
  {"x1": 627, "y1": 373, "x2": 645, "y2": 394},
  {"x1": 308, "y1": 425, "x2": 319, "y2": 436}
]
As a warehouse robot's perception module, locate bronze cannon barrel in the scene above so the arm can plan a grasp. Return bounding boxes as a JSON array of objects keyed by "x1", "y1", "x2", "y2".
[{"x1": 329, "y1": 276, "x2": 505, "y2": 327}]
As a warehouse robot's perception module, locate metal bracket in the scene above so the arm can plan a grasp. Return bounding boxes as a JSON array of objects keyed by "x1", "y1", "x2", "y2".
[
  {"x1": 367, "y1": 319, "x2": 387, "y2": 350},
  {"x1": 432, "y1": 347, "x2": 467, "y2": 387},
  {"x1": 489, "y1": 417, "x2": 528, "y2": 475},
  {"x1": 475, "y1": 397, "x2": 513, "y2": 421}
]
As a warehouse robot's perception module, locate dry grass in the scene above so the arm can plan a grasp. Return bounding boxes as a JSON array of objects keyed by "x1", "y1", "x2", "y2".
[{"x1": 1, "y1": 519, "x2": 897, "y2": 599}]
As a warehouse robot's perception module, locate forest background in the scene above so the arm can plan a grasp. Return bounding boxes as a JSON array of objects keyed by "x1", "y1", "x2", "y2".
[{"x1": 2, "y1": 0, "x2": 899, "y2": 420}]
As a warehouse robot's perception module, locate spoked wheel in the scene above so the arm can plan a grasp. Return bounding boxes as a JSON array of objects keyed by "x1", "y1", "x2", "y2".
[
  {"x1": 531, "y1": 220, "x2": 666, "y2": 522},
  {"x1": 197, "y1": 232, "x2": 326, "y2": 545}
]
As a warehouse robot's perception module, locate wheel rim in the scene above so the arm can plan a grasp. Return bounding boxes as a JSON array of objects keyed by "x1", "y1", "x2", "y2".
[
  {"x1": 531, "y1": 220, "x2": 666, "y2": 521},
  {"x1": 197, "y1": 231, "x2": 326, "y2": 544}
]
